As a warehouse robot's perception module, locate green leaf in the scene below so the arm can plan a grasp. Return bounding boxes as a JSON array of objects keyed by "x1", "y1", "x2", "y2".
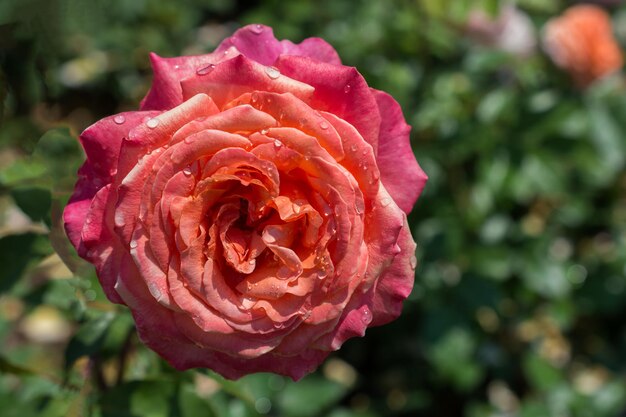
[
  {"x1": 587, "y1": 101, "x2": 624, "y2": 175},
  {"x1": 277, "y1": 375, "x2": 347, "y2": 417},
  {"x1": 523, "y1": 353, "x2": 563, "y2": 391},
  {"x1": 0, "y1": 355, "x2": 37, "y2": 376},
  {"x1": 178, "y1": 382, "x2": 217, "y2": 417},
  {"x1": 10, "y1": 187, "x2": 51, "y2": 224},
  {"x1": 0, "y1": 233, "x2": 43, "y2": 293},
  {"x1": 429, "y1": 328, "x2": 484, "y2": 391},
  {"x1": 64, "y1": 311, "x2": 115, "y2": 369},
  {"x1": 99, "y1": 380, "x2": 177, "y2": 417},
  {"x1": 0, "y1": 159, "x2": 47, "y2": 187}
]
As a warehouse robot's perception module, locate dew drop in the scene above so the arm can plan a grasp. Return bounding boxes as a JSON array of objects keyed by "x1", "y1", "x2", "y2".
[
  {"x1": 350, "y1": 144, "x2": 357, "y2": 152},
  {"x1": 183, "y1": 166, "x2": 192, "y2": 176},
  {"x1": 196, "y1": 64, "x2": 215, "y2": 76},
  {"x1": 114, "y1": 214, "x2": 125, "y2": 228},
  {"x1": 114, "y1": 115, "x2": 126, "y2": 125},
  {"x1": 362, "y1": 309, "x2": 372, "y2": 324},
  {"x1": 344, "y1": 84, "x2": 351, "y2": 94},
  {"x1": 174, "y1": 65, "x2": 180, "y2": 70},
  {"x1": 265, "y1": 66, "x2": 280, "y2": 80},
  {"x1": 146, "y1": 118, "x2": 160, "y2": 129},
  {"x1": 250, "y1": 24, "x2": 264, "y2": 35},
  {"x1": 184, "y1": 135, "x2": 195, "y2": 144},
  {"x1": 410, "y1": 255, "x2": 418, "y2": 270},
  {"x1": 129, "y1": 240, "x2": 138, "y2": 249},
  {"x1": 392, "y1": 244, "x2": 402, "y2": 254},
  {"x1": 261, "y1": 128, "x2": 269, "y2": 135},
  {"x1": 319, "y1": 121, "x2": 329, "y2": 130},
  {"x1": 273, "y1": 139, "x2": 282, "y2": 149},
  {"x1": 380, "y1": 197, "x2": 392, "y2": 207},
  {"x1": 109, "y1": 168, "x2": 118, "y2": 176}
]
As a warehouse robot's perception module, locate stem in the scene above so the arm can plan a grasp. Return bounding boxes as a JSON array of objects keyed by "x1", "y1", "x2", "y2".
[{"x1": 115, "y1": 328, "x2": 135, "y2": 386}]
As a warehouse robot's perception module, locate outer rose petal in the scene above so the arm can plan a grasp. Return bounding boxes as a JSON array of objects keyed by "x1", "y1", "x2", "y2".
[
  {"x1": 368, "y1": 215, "x2": 416, "y2": 326},
  {"x1": 64, "y1": 110, "x2": 159, "y2": 262},
  {"x1": 215, "y1": 25, "x2": 342, "y2": 66},
  {"x1": 141, "y1": 25, "x2": 341, "y2": 110},
  {"x1": 275, "y1": 55, "x2": 382, "y2": 153},
  {"x1": 141, "y1": 53, "x2": 227, "y2": 110},
  {"x1": 372, "y1": 89, "x2": 428, "y2": 213},
  {"x1": 279, "y1": 38, "x2": 342, "y2": 65}
]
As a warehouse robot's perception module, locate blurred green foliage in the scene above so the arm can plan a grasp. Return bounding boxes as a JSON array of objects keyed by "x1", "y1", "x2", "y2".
[{"x1": 2, "y1": 0, "x2": 626, "y2": 416}]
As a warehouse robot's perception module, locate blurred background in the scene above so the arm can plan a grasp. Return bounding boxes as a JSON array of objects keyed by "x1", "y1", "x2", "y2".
[{"x1": 2, "y1": 0, "x2": 626, "y2": 416}]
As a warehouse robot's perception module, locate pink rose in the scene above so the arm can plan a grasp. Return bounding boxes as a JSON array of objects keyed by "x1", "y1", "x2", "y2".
[
  {"x1": 64, "y1": 24, "x2": 427, "y2": 380},
  {"x1": 466, "y1": 4, "x2": 537, "y2": 58},
  {"x1": 543, "y1": 5, "x2": 624, "y2": 87}
]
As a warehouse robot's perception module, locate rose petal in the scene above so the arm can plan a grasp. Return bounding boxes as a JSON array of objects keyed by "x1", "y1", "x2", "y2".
[
  {"x1": 275, "y1": 55, "x2": 381, "y2": 153},
  {"x1": 371, "y1": 89, "x2": 427, "y2": 213}
]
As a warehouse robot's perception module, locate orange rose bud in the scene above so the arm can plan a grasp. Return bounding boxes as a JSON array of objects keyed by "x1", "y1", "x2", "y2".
[{"x1": 543, "y1": 5, "x2": 624, "y2": 87}]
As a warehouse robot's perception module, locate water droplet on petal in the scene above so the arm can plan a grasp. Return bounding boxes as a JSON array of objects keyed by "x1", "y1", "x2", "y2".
[
  {"x1": 344, "y1": 84, "x2": 351, "y2": 94},
  {"x1": 196, "y1": 64, "x2": 215, "y2": 75},
  {"x1": 114, "y1": 115, "x2": 125, "y2": 124},
  {"x1": 250, "y1": 24, "x2": 264, "y2": 35},
  {"x1": 392, "y1": 244, "x2": 402, "y2": 254},
  {"x1": 146, "y1": 118, "x2": 159, "y2": 128},
  {"x1": 350, "y1": 144, "x2": 357, "y2": 152},
  {"x1": 319, "y1": 121, "x2": 329, "y2": 130},
  {"x1": 380, "y1": 197, "x2": 392, "y2": 207},
  {"x1": 174, "y1": 64, "x2": 180, "y2": 70},
  {"x1": 273, "y1": 140, "x2": 282, "y2": 149},
  {"x1": 129, "y1": 240, "x2": 138, "y2": 249},
  {"x1": 184, "y1": 136, "x2": 195, "y2": 144},
  {"x1": 114, "y1": 214, "x2": 125, "y2": 228},
  {"x1": 265, "y1": 66, "x2": 280, "y2": 80},
  {"x1": 261, "y1": 128, "x2": 269, "y2": 135},
  {"x1": 362, "y1": 308, "x2": 372, "y2": 324},
  {"x1": 410, "y1": 255, "x2": 418, "y2": 270},
  {"x1": 183, "y1": 166, "x2": 192, "y2": 176},
  {"x1": 109, "y1": 168, "x2": 118, "y2": 176}
]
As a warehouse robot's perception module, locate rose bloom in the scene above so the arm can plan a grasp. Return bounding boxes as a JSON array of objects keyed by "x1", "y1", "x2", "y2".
[
  {"x1": 466, "y1": 4, "x2": 537, "y2": 58},
  {"x1": 64, "y1": 24, "x2": 427, "y2": 380},
  {"x1": 543, "y1": 5, "x2": 624, "y2": 87}
]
